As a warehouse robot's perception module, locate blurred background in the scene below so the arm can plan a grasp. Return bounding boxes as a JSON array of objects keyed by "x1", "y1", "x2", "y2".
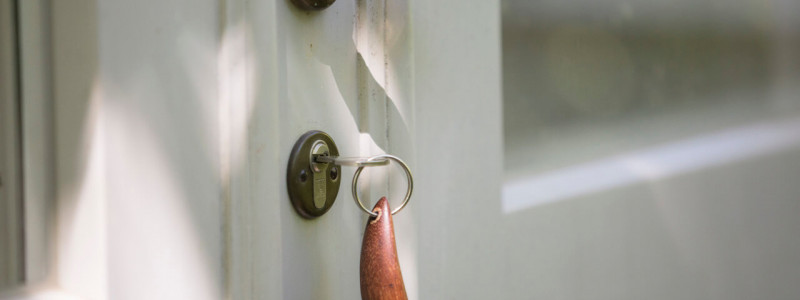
[{"x1": 501, "y1": 0, "x2": 800, "y2": 298}]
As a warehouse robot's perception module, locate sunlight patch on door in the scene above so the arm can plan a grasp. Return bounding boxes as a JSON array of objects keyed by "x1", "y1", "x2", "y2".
[{"x1": 502, "y1": 116, "x2": 800, "y2": 214}]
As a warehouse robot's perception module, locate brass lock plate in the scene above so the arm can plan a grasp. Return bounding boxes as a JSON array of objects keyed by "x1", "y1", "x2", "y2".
[{"x1": 286, "y1": 130, "x2": 341, "y2": 219}]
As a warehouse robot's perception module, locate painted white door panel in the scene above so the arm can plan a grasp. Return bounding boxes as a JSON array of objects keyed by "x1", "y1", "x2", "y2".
[
  {"x1": 235, "y1": 0, "x2": 503, "y2": 299},
  {"x1": 0, "y1": 0, "x2": 504, "y2": 298}
]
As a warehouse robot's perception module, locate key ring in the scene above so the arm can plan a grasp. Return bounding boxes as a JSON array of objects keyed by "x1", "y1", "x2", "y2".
[{"x1": 352, "y1": 154, "x2": 413, "y2": 217}]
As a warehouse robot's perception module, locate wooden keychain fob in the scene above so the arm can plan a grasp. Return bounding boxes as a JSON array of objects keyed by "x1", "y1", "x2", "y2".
[{"x1": 360, "y1": 197, "x2": 408, "y2": 300}]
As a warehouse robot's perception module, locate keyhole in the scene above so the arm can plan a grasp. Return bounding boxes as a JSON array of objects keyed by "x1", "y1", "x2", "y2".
[
  {"x1": 299, "y1": 169, "x2": 309, "y2": 183},
  {"x1": 330, "y1": 166, "x2": 339, "y2": 180}
]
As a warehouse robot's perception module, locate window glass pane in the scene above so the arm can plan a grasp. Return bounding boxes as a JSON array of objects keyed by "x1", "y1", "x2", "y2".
[
  {"x1": 503, "y1": 0, "x2": 800, "y2": 180},
  {"x1": 501, "y1": 0, "x2": 800, "y2": 298}
]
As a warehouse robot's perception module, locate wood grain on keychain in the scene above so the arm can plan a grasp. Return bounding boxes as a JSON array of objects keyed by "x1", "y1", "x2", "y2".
[{"x1": 360, "y1": 197, "x2": 408, "y2": 300}]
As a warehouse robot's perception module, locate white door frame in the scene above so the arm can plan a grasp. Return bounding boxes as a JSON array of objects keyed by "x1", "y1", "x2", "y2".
[
  {"x1": 0, "y1": 0, "x2": 24, "y2": 288},
  {"x1": 0, "y1": 0, "x2": 55, "y2": 293}
]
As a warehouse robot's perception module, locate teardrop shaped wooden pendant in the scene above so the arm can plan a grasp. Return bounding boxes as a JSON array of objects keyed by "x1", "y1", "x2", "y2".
[{"x1": 360, "y1": 197, "x2": 408, "y2": 300}]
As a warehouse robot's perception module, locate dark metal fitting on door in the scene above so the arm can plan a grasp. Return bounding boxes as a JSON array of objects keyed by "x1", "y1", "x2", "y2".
[
  {"x1": 290, "y1": 0, "x2": 336, "y2": 11},
  {"x1": 287, "y1": 131, "x2": 341, "y2": 219},
  {"x1": 287, "y1": 130, "x2": 411, "y2": 219}
]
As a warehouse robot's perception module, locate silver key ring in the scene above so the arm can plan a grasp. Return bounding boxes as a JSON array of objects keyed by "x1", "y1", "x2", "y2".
[{"x1": 352, "y1": 154, "x2": 413, "y2": 217}]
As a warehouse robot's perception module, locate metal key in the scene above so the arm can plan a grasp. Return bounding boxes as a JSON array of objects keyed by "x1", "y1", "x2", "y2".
[
  {"x1": 309, "y1": 140, "x2": 330, "y2": 209},
  {"x1": 315, "y1": 155, "x2": 389, "y2": 167}
]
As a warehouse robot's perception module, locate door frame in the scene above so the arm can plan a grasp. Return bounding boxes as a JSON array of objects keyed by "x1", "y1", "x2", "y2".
[
  {"x1": 0, "y1": 0, "x2": 58, "y2": 296},
  {"x1": 0, "y1": 0, "x2": 24, "y2": 288}
]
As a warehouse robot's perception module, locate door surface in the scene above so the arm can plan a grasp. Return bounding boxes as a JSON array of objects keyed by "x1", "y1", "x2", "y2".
[
  {"x1": 225, "y1": 0, "x2": 503, "y2": 299},
  {"x1": 30, "y1": 0, "x2": 503, "y2": 299}
]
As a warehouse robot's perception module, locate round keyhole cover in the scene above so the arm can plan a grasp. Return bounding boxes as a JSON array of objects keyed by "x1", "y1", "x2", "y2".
[
  {"x1": 290, "y1": 0, "x2": 336, "y2": 11},
  {"x1": 286, "y1": 130, "x2": 341, "y2": 219}
]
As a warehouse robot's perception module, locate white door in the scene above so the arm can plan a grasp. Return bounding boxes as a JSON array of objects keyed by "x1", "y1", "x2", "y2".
[
  {"x1": 221, "y1": 0, "x2": 504, "y2": 298},
  {"x1": 4, "y1": 0, "x2": 502, "y2": 299}
]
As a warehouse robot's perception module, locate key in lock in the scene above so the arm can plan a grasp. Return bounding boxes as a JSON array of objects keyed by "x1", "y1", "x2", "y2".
[
  {"x1": 309, "y1": 140, "x2": 331, "y2": 209},
  {"x1": 286, "y1": 130, "x2": 341, "y2": 219},
  {"x1": 287, "y1": 130, "x2": 392, "y2": 219}
]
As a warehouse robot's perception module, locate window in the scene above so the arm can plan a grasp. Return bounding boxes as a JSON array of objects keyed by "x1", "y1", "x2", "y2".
[{"x1": 502, "y1": 0, "x2": 800, "y2": 211}]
